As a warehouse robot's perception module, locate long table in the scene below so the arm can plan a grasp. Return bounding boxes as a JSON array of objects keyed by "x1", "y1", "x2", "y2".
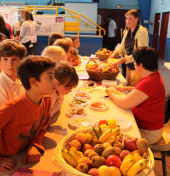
[{"x1": 0, "y1": 59, "x2": 155, "y2": 176}]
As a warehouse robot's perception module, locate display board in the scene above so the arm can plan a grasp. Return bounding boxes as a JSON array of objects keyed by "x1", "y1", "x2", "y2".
[
  {"x1": 0, "y1": 6, "x2": 18, "y2": 28},
  {"x1": 33, "y1": 15, "x2": 64, "y2": 35}
]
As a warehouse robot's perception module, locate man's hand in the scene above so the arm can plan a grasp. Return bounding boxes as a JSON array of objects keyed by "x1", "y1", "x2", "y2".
[
  {"x1": 0, "y1": 158, "x2": 15, "y2": 172},
  {"x1": 23, "y1": 145, "x2": 41, "y2": 164},
  {"x1": 115, "y1": 57, "x2": 127, "y2": 65}
]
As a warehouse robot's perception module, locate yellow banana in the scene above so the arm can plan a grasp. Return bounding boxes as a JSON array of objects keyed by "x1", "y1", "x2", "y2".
[
  {"x1": 62, "y1": 149, "x2": 70, "y2": 164},
  {"x1": 126, "y1": 159, "x2": 148, "y2": 176},
  {"x1": 123, "y1": 154, "x2": 134, "y2": 162},
  {"x1": 70, "y1": 147, "x2": 79, "y2": 160},
  {"x1": 133, "y1": 153, "x2": 142, "y2": 164},
  {"x1": 111, "y1": 127, "x2": 120, "y2": 136},
  {"x1": 104, "y1": 135, "x2": 116, "y2": 144},
  {"x1": 115, "y1": 134, "x2": 122, "y2": 142},
  {"x1": 99, "y1": 129, "x2": 112, "y2": 143},
  {"x1": 78, "y1": 151, "x2": 84, "y2": 159},
  {"x1": 67, "y1": 150, "x2": 78, "y2": 168},
  {"x1": 120, "y1": 159, "x2": 133, "y2": 176}
]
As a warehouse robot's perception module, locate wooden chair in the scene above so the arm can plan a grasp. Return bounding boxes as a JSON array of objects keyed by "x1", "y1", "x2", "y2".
[{"x1": 149, "y1": 119, "x2": 170, "y2": 176}]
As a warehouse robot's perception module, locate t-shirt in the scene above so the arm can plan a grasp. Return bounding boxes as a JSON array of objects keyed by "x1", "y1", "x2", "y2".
[
  {"x1": 0, "y1": 94, "x2": 51, "y2": 159},
  {"x1": 31, "y1": 21, "x2": 40, "y2": 43},
  {"x1": 132, "y1": 72, "x2": 165, "y2": 130},
  {"x1": 108, "y1": 20, "x2": 117, "y2": 38},
  {"x1": 20, "y1": 21, "x2": 32, "y2": 43}
]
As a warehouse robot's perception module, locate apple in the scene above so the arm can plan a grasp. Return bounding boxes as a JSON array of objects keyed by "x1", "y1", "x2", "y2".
[
  {"x1": 119, "y1": 150, "x2": 131, "y2": 161},
  {"x1": 76, "y1": 133, "x2": 87, "y2": 144},
  {"x1": 106, "y1": 155, "x2": 122, "y2": 168},
  {"x1": 109, "y1": 166, "x2": 121, "y2": 176},
  {"x1": 124, "y1": 137, "x2": 138, "y2": 152},
  {"x1": 114, "y1": 147, "x2": 121, "y2": 156},
  {"x1": 69, "y1": 140, "x2": 81, "y2": 151}
]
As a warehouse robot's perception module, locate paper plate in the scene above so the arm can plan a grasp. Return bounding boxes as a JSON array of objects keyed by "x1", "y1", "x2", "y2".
[
  {"x1": 81, "y1": 81, "x2": 97, "y2": 88},
  {"x1": 89, "y1": 101, "x2": 109, "y2": 112},
  {"x1": 77, "y1": 86, "x2": 93, "y2": 93},
  {"x1": 69, "y1": 98, "x2": 89, "y2": 107},
  {"x1": 65, "y1": 107, "x2": 87, "y2": 118},
  {"x1": 73, "y1": 92, "x2": 91, "y2": 99},
  {"x1": 68, "y1": 116, "x2": 92, "y2": 130},
  {"x1": 114, "y1": 118, "x2": 132, "y2": 132}
]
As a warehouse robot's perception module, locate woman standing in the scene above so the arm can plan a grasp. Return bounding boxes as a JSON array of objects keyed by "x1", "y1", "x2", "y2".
[
  {"x1": 30, "y1": 13, "x2": 40, "y2": 55},
  {"x1": 19, "y1": 10, "x2": 32, "y2": 55},
  {"x1": 0, "y1": 16, "x2": 10, "y2": 39}
]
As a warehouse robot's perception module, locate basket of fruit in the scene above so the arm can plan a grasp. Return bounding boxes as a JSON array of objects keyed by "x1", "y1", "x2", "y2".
[
  {"x1": 96, "y1": 48, "x2": 113, "y2": 61},
  {"x1": 55, "y1": 124, "x2": 154, "y2": 176},
  {"x1": 85, "y1": 60, "x2": 120, "y2": 81}
]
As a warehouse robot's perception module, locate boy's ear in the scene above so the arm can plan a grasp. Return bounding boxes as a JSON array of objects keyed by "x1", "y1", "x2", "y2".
[{"x1": 29, "y1": 77, "x2": 39, "y2": 88}]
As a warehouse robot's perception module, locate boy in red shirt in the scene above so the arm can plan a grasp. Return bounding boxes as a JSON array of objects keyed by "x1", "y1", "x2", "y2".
[{"x1": 0, "y1": 55, "x2": 56, "y2": 171}]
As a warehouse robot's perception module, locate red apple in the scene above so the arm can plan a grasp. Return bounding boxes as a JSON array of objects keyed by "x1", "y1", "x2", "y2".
[
  {"x1": 124, "y1": 137, "x2": 138, "y2": 152},
  {"x1": 119, "y1": 150, "x2": 131, "y2": 161},
  {"x1": 106, "y1": 155, "x2": 122, "y2": 168}
]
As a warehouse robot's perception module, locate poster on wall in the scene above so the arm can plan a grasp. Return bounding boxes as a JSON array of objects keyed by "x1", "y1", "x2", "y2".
[
  {"x1": 0, "y1": 6, "x2": 18, "y2": 28},
  {"x1": 33, "y1": 15, "x2": 64, "y2": 35}
]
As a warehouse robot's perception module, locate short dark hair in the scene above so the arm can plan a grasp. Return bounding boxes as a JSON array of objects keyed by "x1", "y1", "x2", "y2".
[
  {"x1": 132, "y1": 47, "x2": 159, "y2": 72},
  {"x1": 71, "y1": 36, "x2": 79, "y2": 43},
  {"x1": 125, "y1": 9, "x2": 139, "y2": 18},
  {"x1": 0, "y1": 39, "x2": 27, "y2": 60},
  {"x1": 55, "y1": 61, "x2": 78, "y2": 88},
  {"x1": 0, "y1": 32, "x2": 6, "y2": 41},
  {"x1": 107, "y1": 15, "x2": 112, "y2": 19},
  {"x1": 48, "y1": 32, "x2": 64, "y2": 45},
  {"x1": 53, "y1": 39, "x2": 71, "y2": 53},
  {"x1": 17, "y1": 55, "x2": 56, "y2": 90},
  {"x1": 30, "y1": 13, "x2": 34, "y2": 21}
]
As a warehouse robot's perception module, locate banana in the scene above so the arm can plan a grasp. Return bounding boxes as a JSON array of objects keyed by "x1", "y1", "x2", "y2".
[
  {"x1": 115, "y1": 134, "x2": 122, "y2": 143},
  {"x1": 70, "y1": 147, "x2": 79, "y2": 160},
  {"x1": 67, "y1": 150, "x2": 78, "y2": 168},
  {"x1": 104, "y1": 135, "x2": 116, "y2": 144},
  {"x1": 120, "y1": 159, "x2": 133, "y2": 176},
  {"x1": 62, "y1": 149, "x2": 70, "y2": 164},
  {"x1": 123, "y1": 154, "x2": 134, "y2": 162},
  {"x1": 78, "y1": 151, "x2": 84, "y2": 159},
  {"x1": 133, "y1": 153, "x2": 142, "y2": 164},
  {"x1": 99, "y1": 129, "x2": 112, "y2": 143},
  {"x1": 126, "y1": 159, "x2": 148, "y2": 176},
  {"x1": 111, "y1": 127, "x2": 120, "y2": 136}
]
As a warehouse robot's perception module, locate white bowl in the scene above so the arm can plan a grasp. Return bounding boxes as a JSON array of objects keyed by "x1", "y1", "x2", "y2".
[
  {"x1": 81, "y1": 81, "x2": 97, "y2": 88},
  {"x1": 89, "y1": 101, "x2": 109, "y2": 112},
  {"x1": 68, "y1": 116, "x2": 92, "y2": 130},
  {"x1": 77, "y1": 86, "x2": 93, "y2": 93},
  {"x1": 69, "y1": 98, "x2": 89, "y2": 107},
  {"x1": 73, "y1": 92, "x2": 91, "y2": 99},
  {"x1": 65, "y1": 107, "x2": 87, "y2": 118}
]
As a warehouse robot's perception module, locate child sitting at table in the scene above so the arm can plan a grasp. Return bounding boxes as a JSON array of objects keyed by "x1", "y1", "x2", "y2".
[
  {"x1": 48, "y1": 32, "x2": 63, "y2": 45},
  {"x1": 71, "y1": 35, "x2": 80, "y2": 55},
  {"x1": 41, "y1": 45, "x2": 67, "y2": 64},
  {"x1": 0, "y1": 39, "x2": 27, "y2": 106},
  {"x1": 0, "y1": 56, "x2": 56, "y2": 171},
  {"x1": 50, "y1": 61, "x2": 79, "y2": 117},
  {"x1": 14, "y1": 29, "x2": 20, "y2": 40},
  {"x1": 0, "y1": 33, "x2": 6, "y2": 73}
]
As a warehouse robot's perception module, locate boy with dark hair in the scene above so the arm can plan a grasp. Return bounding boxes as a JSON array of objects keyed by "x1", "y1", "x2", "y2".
[
  {"x1": 0, "y1": 56, "x2": 56, "y2": 172},
  {"x1": 0, "y1": 39, "x2": 27, "y2": 106},
  {"x1": 71, "y1": 36, "x2": 80, "y2": 55},
  {"x1": 48, "y1": 32, "x2": 63, "y2": 45}
]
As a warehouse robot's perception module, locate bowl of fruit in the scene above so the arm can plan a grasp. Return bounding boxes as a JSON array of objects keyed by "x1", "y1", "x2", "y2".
[
  {"x1": 96, "y1": 48, "x2": 113, "y2": 61},
  {"x1": 55, "y1": 125, "x2": 154, "y2": 176}
]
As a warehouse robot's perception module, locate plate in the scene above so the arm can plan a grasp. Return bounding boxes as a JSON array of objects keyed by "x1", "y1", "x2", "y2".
[
  {"x1": 68, "y1": 116, "x2": 92, "y2": 130},
  {"x1": 89, "y1": 101, "x2": 109, "y2": 112},
  {"x1": 69, "y1": 98, "x2": 89, "y2": 107},
  {"x1": 65, "y1": 107, "x2": 87, "y2": 118},
  {"x1": 114, "y1": 118, "x2": 132, "y2": 132},
  {"x1": 73, "y1": 92, "x2": 91, "y2": 99},
  {"x1": 77, "y1": 86, "x2": 93, "y2": 93},
  {"x1": 81, "y1": 81, "x2": 97, "y2": 88}
]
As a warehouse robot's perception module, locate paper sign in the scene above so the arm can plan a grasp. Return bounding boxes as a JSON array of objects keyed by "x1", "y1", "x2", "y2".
[{"x1": 12, "y1": 167, "x2": 58, "y2": 176}]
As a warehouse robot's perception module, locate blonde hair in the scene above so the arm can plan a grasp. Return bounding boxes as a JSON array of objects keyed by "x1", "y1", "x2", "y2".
[{"x1": 42, "y1": 46, "x2": 66, "y2": 64}]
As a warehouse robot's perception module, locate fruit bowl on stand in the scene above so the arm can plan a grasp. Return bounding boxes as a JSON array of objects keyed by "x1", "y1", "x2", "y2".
[
  {"x1": 55, "y1": 126, "x2": 154, "y2": 176},
  {"x1": 96, "y1": 48, "x2": 113, "y2": 61}
]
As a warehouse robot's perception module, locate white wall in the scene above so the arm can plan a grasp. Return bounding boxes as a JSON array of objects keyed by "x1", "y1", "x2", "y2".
[{"x1": 149, "y1": 0, "x2": 170, "y2": 38}]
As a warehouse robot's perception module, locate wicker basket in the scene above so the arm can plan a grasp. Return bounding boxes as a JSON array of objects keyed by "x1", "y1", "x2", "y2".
[
  {"x1": 55, "y1": 126, "x2": 154, "y2": 176},
  {"x1": 96, "y1": 48, "x2": 112, "y2": 61},
  {"x1": 85, "y1": 60, "x2": 120, "y2": 81}
]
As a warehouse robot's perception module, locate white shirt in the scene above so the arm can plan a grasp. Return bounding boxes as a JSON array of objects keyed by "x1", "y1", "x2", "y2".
[
  {"x1": 31, "y1": 21, "x2": 40, "y2": 43},
  {"x1": 108, "y1": 19, "x2": 117, "y2": 38},
  {"x1": 0, "y1": 71, "x2": 25, "y2": 106},
  {"x1": 20, "y1": 21, "x2": 32, "y2": 43}
]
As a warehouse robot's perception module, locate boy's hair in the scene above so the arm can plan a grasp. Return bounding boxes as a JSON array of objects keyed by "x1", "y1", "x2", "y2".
[
  {"x1": 107, "y1": 15, "x2": 112, "y2": 19},
  {"x1": 48, "y1": 32, "x2": 64, "y2": 45},
  {"x1": 125, "y1": 9, "x2": 139, "y2": 18},
  {"x1": 55, "y1": 61, "x2": 78, "y2": 88},
  {"x1": 15, "y1": 29, "x2": 20, "y2": 36},
  {"x1": 53, "y1": 39, "x2": 71, "y2": 53},
  {"x1": 17, "y1": 55, "x2": 56, "y2": 90},
  {"x1": 132, "y1": 46, "x2": 158, "y2": 72},
  {"x1": 0, "y1": 15, "x2": 6, "y2": 28},
  {"x1": 21, "y1": 10, "x2": 30, "y2": 21},
  {"x1": 0, "y1": 32, "x2": 6, "y2": 41},
  {"x1": 42, "y1": 46, "x2": 66, "y2": 64},
  {"x1": 30, "y1": 13, "x2": 34, "y2": 21},
  {"x1": 0, "y1": 39, "x2": 27, "y2": 60},
  {"x1": 71, "y1": 36, "x2": 79, "y2": 43}
]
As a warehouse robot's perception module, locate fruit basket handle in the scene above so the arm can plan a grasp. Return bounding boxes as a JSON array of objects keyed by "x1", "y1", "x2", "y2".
[{"x1": 86, "y1": 59, "x2": 97, "y2": 65}]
